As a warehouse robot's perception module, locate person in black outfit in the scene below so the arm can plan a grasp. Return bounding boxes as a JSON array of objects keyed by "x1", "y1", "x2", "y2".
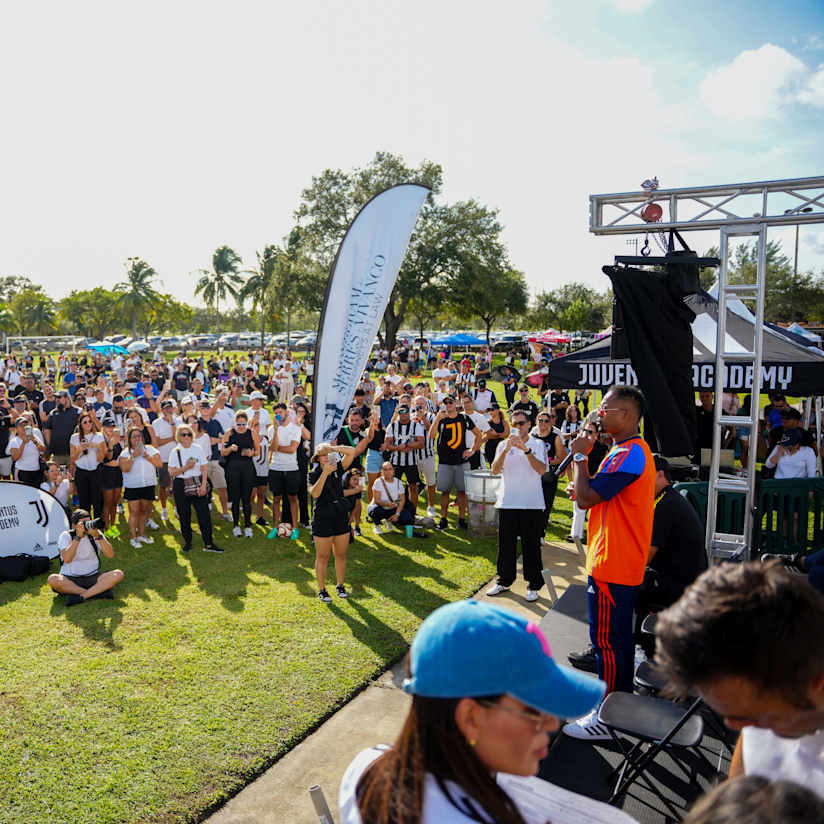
[
  {"x1": 530, "y1": 410, "x2": 567, "y2": 539},
  {"x1": 44, "y1": 390, "x2": 80, "y2": 466},
  {"x1": 309, "y1": 441, "x2": 363, "y2": 602},
  {"x1": 509, "y1": 385, "x2": 540, "y2": 426},
  {"x1": 483, "y1": 404, "x2": 509, "y2": 466},
  {"x1": 635, "y1": 454, "x2": 708, "y2": 654},
  {"x1": 220, "y1": 410, "x2": 260, "y2": 537},
  {"x1": 695, "y1": 391, "x2": 715, "y2": 457},
  {"x1": 294, "y1": 403, "x2": 311, "y2": 526}
]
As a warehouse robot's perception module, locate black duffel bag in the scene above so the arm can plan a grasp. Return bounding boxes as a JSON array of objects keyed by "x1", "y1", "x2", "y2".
[{"x1": 0, "y1": 554, "x2": 51, "y2": 583}]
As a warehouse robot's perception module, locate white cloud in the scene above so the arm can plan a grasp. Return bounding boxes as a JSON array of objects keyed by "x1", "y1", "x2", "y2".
[
  {"x1": 700, "y1": 44, "x2": 806, "y2": 120},
  {"x1": 609, "y1": 0, "x2": 655, "y2": 12},
  {"x1": 803, "y1": 232, "x2": 824, "y2": 256},
  {"x1": 797, "y1": 64, "x2": 824, "y2": 106}
]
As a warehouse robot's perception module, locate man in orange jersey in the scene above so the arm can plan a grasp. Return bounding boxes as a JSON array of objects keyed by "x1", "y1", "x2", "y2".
[{"x1": 562, "y1": 384, "x2": 655, "y2": 741}]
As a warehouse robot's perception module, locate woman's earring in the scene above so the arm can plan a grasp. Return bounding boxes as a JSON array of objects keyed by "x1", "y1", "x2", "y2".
[{"x1": 468, "y1": 738, "x2": 476, "y2": 748}]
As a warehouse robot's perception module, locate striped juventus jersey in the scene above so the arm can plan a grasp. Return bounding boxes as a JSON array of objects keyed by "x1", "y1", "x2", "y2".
[
  {"x1": 415, "y1": 411, "x2": 436, "y2": 461},
  {"x1": 385, "y1": 420, "x2": 424, "y2": 467}
]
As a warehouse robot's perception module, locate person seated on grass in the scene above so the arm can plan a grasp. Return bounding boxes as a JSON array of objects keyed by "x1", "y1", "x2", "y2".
[
  {"x1": 48, "y1": 509, "x2": 124, "y2": 606},
  {"x1": 367, "y1": 461, "x2": 414, "y2": 536},
  {"x1": 655, "y1": 561, "x2": 824, "y2": 799},
  {"x1": 339, "y1": 599, "x2": 604, "y2": 824},
  {"x1": 683, "y1": 775, "x2": 824, "y2": 824}
]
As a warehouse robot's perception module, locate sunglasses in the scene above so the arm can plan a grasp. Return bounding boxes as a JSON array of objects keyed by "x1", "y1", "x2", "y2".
[{"x1": 179, "y1": 433, "x2": 193, "y2": 438}]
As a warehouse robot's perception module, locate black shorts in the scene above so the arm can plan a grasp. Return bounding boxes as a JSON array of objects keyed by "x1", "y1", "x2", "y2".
[
  {"x1": 391, "y1": 464, "x2": 420, "y2": 486},
  {"x1": 64, "y1": 571, "x2": 100, "y2": 588},
  {"x1": 269, "y1": 469, "x2": 301, "y2": 496},
  {"x1": 311, "y1": 506, "x2": 351, "y2": 538},
  {"x1": 100, "y1": 466, "x2": 123, "y2": 490},
  {"x1": 124, "y1": 485, "x2": 156, "y2": 502}
]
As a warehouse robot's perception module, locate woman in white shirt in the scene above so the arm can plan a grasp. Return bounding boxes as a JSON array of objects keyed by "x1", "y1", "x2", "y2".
[
  {"x1": 367, "y1": 462, "x2": 414, "y2": 535},
  {"x1": 41, "y1": 461, "x2": 71, "y2": 509},
  {"x1": 559, "y1": 404, "x2": 581, "y2": 444},
  {"x1": 47, "y1": 509, "x2": 124, "y2": 606},
  {"x1": 7, "y1": 415, "x2": 46, "y2": 486},
  {"x1": 70, "y1": 413, "x2": 106, "y2": 520},
  {"x1": 119, "y1": 426, "x2": 163, "y2": 548},
  {"x1": 169, "y1": 425, "x2": 220, "y2": 554},
  {"x1": 339, "y1": 599, "x2": 603, "y2": 824},
  {"x1": 765, "y1": 428, "x2": 817, "y2": 479}
]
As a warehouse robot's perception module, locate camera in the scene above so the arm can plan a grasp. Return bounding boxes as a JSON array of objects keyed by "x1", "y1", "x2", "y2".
[{"x1": 70, "y1": 517, "x2": 105, "y2": 538}]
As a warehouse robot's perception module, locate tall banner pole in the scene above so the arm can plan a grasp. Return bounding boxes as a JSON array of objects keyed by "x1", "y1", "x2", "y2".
[{"x1": 311, "y1": 183, "x2": 430, "y2": 450}]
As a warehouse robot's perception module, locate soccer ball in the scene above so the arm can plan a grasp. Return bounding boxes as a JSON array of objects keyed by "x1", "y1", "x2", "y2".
[{"x1": 277, "y1": 523, "x2": 292, "y2": 537}]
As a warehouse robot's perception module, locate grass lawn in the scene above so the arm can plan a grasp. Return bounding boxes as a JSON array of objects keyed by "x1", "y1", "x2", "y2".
[{"x1": 0, "y1": 480, "x2": 576, "y2": 823}]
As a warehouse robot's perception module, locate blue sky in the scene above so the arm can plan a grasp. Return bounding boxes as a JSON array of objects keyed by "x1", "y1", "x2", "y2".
[{"x1": 0, "y1": 0, "x2": 821, "y2": 307}]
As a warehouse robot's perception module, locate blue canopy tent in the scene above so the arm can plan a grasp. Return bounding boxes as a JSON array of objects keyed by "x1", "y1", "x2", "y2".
[
  {"x1": 429, "y1": 333, "x2": 487, "y2": 346},
  {"x1": 88, "y1": 343, "x2": 129, "y2": 355}
]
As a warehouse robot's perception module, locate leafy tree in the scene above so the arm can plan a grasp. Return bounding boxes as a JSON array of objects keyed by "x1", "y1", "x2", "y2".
[
  {"x1": 194, "y1": 246, "x2": 244, "y2": 321},
  {"x1": 115, "y1": 257, "x2": 160, "y2": 336},
  {"x1": 297, "y1": 152, "x2": 500, "y2": 350},
  {"x1": 241, "y1": 244, "x2": 280, "y2": 348},
  {"x1": 449, "y1": 265, "x2": 528, "y2": 345},
  {"x1": 407, "y1": 282, "x2": 442, "y2": 348},
  {"x1": 529, "y1": 282, "x2": 611, "y2": 331},
  {"x1": 9, "y1": 289, "x2": 57, "y2": 336},
  {"x1": 59, "y1": 287, "x2": 125, "y2": 338},
  {"x1": 0, "y1": 275, "x2": 36, "y2": 304}
]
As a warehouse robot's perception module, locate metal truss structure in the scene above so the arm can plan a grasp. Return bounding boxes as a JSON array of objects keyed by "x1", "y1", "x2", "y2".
[{"x1": 588, "y1": 176, "x2": 824, "y2": 563}]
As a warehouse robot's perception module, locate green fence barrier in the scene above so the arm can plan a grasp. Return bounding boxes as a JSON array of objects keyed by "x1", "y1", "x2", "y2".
[{"x1": 673, "y1": 478, "x2": 824, "y2": 556}]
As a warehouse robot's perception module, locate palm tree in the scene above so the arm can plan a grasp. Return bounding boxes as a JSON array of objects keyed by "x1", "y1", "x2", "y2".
[
  {"x1": 240, "y1": 245, "x2": 280, "y2": 348},
  {"x1": 194, "y1": 246, "x2": 244, "y2": 324},
  {"x1": 25, "y1": 297, "x2": 57, "y2": 335},
  {"x1": 115, "y1": 257, "x2": 159, "y2": 337}
]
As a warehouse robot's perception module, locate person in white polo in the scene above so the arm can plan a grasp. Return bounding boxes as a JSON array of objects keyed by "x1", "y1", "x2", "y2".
[{"x1": 266, "y1": 402, "x2": 302, "y2": 539}]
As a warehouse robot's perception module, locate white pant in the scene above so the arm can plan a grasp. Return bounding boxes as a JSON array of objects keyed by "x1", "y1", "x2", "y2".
[
  {"x1": 419, "y1": 455, "x2": 437, "y2": 487},
  {"x1": 572, "y1": 502, "x2": 587, "y2": 538}
]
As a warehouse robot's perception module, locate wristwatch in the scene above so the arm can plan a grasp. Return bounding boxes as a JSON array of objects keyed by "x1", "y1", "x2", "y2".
[
  {"x1": 573, "y1": 452, "x2": 588, "y2": 463},
  {"x1": 524, "y1": 448, "x2": 532, "y2": 455}
]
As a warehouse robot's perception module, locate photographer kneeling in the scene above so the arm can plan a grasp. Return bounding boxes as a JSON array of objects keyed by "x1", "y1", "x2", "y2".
[{"x1": 47, "y1": 510, "x2": 124, "y2": 606}]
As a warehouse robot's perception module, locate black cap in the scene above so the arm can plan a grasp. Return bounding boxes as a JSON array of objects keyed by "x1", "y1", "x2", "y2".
[
  {"x1": 477, "y1": 378, "x2": 486, "y2": 388},
  {"x1": 161, "y1": 399, "x2": 174, "y2": 409},
  {"x1": 13, "y1": 395, "x2": 26, "y2": 403},
  {"x1": 779, "y1": 429, "x2": 802, "y2": 447}
]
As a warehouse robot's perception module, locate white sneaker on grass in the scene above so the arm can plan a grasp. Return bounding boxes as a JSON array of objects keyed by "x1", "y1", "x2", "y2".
[
  {"x1": 426, "y1": 506, "x2": 438, "y2": 517},
  {"x1": 232, "y1": 526, "x2": 242, "y2": 537},
  {"x1": 146, "y1": 518, "x2": 159, "y2": 530},
  {"x1": 486, "y1": 583, "x2": 510, "y2": 596},
  {"x1": 138, "y1": 535, "x2": 154, "y2": 545},
  {"x1": 130, "y1": 538, "x2": 142, "y2": 549},
  {"x1": 244, "y1": 527, "x2": 253, "y2": 538},
  {"x1": 221, "y1": 512, "x2": 233, "y2": 522},
  {"x1": 525, "y1": 589, "x2": 539, "y2": 602},
  {"x1": 562, "y1": 707, "x2": 611, "y2": 741},
  {"x1": 160, "y1": 509, "x2": 168, "y2": 521},
  {"x1": 373, "y1": 523, "x2": 383, "y2": 535}
]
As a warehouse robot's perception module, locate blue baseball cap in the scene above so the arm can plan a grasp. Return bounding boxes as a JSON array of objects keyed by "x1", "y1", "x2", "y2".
[{"x1": 402, "y1": 600, "x2": 604, "y2": 719}]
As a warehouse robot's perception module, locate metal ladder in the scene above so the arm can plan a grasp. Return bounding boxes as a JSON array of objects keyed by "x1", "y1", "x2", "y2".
[{"x1": 705, "y1": 224, "x2": 767, "y2": 564}]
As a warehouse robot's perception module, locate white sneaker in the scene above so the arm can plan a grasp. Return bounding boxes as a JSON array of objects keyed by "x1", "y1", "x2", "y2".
[
  {"x1": 244, "y1": 527, "x2": 253, "y2": 538},
  {"x1": 146, "y1": 518, "x2": 159, "y2": 530},
  {"x1": 232, "y1": 526, "x2": 242, "y2": 537},
  {"x1": 373, "y1": 523, "x2": 383, "y2": 535},
  {"x1": 426, "y1": 506, "x2": 438, "y2": 517},
  {"x1": 486, "y1": 583, "x2": 510, "y2": 596},
  {"x1": 563, "y1": 707, "x2": 611, "y2": 741},
  {"x1": 525, "y1": 589, "x2": 539, "y2": 602},
  {"x1": 221, "y1": 512, "x2": 233, "y2": 522},
  {"x1": 160, "y1": 509, "x2": 168, "y2": 521},
  {"x1": 130, "y1": 538, "x2": 142, "y2": 548},
  {"x1": 139, "y1": 535, "x2": 154, "y2": 545}
]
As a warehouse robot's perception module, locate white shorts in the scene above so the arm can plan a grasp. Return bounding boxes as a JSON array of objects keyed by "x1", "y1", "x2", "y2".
[
  {"x1": 419, "y1": 455, "x2": 436, "y2": 487},
  {"x1": 0, "y1": 456, "x2": 12, "y2": 477}
]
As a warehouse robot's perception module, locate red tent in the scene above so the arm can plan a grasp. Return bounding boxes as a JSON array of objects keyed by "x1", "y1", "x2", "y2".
[{"x1": 531, "y1": 330, "x2": 570, "y2": 345}]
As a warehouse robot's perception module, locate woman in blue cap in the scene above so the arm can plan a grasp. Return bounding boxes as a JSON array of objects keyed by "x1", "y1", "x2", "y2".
[{"x1": 339, "y1": 599, "x2": 604, "y2": 823}]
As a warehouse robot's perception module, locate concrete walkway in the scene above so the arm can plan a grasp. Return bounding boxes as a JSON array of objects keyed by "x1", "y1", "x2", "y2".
[{"x1": 206, "y1": 540, "x2": 587, "y2": 824}]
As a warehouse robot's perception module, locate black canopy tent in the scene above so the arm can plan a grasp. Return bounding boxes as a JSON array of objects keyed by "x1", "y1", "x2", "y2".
[{"x1": 548, "y1": 292, "x2": 824, "y2": 397}]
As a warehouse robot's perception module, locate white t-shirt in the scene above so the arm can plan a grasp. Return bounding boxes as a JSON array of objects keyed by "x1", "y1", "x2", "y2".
[
  {"x1": 195, "y1": 432, "x2": 211, "y2": 461},
  {"x1": 268, "y1": 422, "x2": 302, "y2": 471},
  {"x1": 372, "y1": 476, "x2": 404, "y2": 508},
  {"x1": 742, "y1": 727, "x2": 824, "y2": 800},
  {"x1": 214, "y1": 405, "x2": 235, "y2": 435},
  {"x1": 473, "y1": 388, "x2": 495, "y2": 412},
  {"x1": 152, "y1": 416, "x2": 181, "y2": 463},
  {"x1": 70, "y1": 432, "x2": 105, "y2": 471},
  {"x1": 766, "y1": 445, "x2": 817, "y2": 479},
  {"x1": 464, "y1": 411, "x2": 489, "y2": 451},
  {"x1": 58, "y1": 530, "x2": 99, "y2": 577},
  {"x1": 432, "y1": 366, "x2": 451, "y2": 383},
  {"x1": 494, "y1": 435, "x2": 547, "y2": 510},
  {"x1": 7, "y1": 430, "x2": 45, "y2": 471},
  {"x1": 169, "y1": 444, "x2": 207, "y2": 479},
  {"x1": 249, "y1": 406, "x2": 271, "y2": 438},
  {"x1": 42, "y1": 478, "x2": 71, "y2": 507},
  {"x1": 386, "y1": 373, "x2": 404, "y2": 387},
  {"x1": 120, "y1": 445, "x2": 159, "y2": 488},
  {"x1": 340, "y1": 747, "x2": 504, "y2": 824}
]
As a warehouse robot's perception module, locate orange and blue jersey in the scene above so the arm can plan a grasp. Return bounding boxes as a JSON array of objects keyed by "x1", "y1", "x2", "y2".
[{"x1": 586, "y1": 435, "x2": 655, "y2": 586}]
